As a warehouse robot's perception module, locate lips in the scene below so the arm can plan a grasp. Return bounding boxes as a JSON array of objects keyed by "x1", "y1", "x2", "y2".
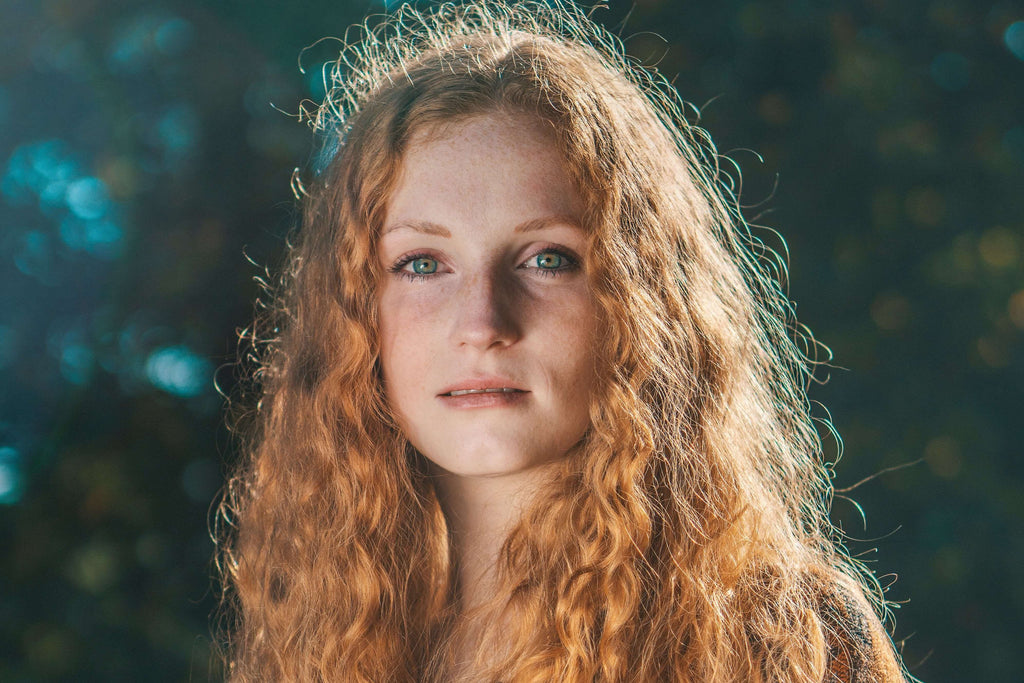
[
  {"x1": 447, "y1": 387, "x2": 522, "y2": 396},
  {"x1": 438, "y1": 377, "x2": 526, "y2": 397}
]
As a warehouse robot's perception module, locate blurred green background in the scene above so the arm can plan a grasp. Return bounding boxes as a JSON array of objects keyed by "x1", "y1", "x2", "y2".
[{"x1": 1, "y1": 0, "x2": 1021, "y2": 680}]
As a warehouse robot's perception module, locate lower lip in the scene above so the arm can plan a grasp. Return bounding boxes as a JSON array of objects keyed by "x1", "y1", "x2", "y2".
[{"x1": 438, "y1": 391, "x2": 529, "y2": 408}]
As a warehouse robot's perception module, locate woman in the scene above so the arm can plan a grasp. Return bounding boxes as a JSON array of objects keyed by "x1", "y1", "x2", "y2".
[{"x1": 217, "y1": 2, "x2": 910, "y2": 681}]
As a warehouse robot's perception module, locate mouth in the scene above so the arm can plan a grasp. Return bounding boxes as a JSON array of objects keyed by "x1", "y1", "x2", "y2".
[
  {"x1": 443, "y1": 388, "x2": 525, "y2": 397},
  {"x1": 439, "y1": 377, "x2": 527, "y2": 397},
  {"x1": 437, "y1": 385, "x2": 529, "y2": 409}
]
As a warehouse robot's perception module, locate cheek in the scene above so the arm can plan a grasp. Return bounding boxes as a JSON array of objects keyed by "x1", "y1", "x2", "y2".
[
  {"x1": 378, "y1": 290, "x2": 436, "y2": 406},
  {"x1": 378, "y1": 294, "x2": 410, "y2": 398},
  {"x1": 539, "y1": 292, "x2": 598, "y2": 388}
]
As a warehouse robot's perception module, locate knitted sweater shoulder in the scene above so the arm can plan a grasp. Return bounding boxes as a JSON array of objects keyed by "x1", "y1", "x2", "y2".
[{"x1": 816, "y1": 581, "x2": 907, "y2": 683}]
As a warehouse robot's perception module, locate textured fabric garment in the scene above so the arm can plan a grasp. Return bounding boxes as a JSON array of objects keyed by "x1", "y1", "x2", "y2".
[{"x1": 819, "y1": 585, "x2": 908, "y2": 683}]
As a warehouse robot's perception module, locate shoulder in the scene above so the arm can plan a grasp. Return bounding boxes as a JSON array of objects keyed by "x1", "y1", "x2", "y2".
[{"x1": 811, "y1": 576, "x2": 907, "y2": 683}]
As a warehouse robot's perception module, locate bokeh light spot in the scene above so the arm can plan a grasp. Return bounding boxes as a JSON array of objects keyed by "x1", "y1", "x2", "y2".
[
  {"x1": 977, "y1": 335, "x2": 1010, "y2": 368},
  {"x1": 22, "y1": 625, "x2": 76, "y2": 676},
  {"x1": 28, "y1": 141, "x2": 78, "y2": 185},
  {"x1": 60, "y1": 344, "x2": 94, "y2": 385},
  {"x1": 0, "y1": 447, "x2": 23, "y2": 505},
  {"x1": 14, "y1": 231, "x2": 54, "y2": 282},
  {"x1": 108, "y1": 17, "x2": 151, "y2": 73},
  {"x1": 154, "y1": 18, "x2": 194, "y2": 56},
  {"x1": 59, "y1": 216, "x2": 124, "y2": 259},
  {"x1": 155, "y1": 105, "x2": 199, "y2": 167},
  {"x1": 925, "y1": 436, "x2": 962, "y2": 479},
  {"x1": 1007, "y1": 290, "x2": 1024, "y2": 329},
  {"x1": 67, "y1": 541, "x2": 119, "y2": 593},
  {"x1": 1005, "y1": 21, "x2": 1024, "y2": 60},
  {"x1": 158, "y1": 106, "x2": 197, "y2": 149},
  {"x1": 145, "y1": 345, "x2": 211, "y2": 397},
  {"x1": 905, "y1": 186, "x2": 946, "y2": 227},
  {"x1": 870, "y1": 292, "x2": 912, "y2": 331},
  {"x1": 65, "y1": 177, "x2": 110, "y2": 219},
  {"x1": 930, "y1": 52, "x2": 970, "y2": 91},
  {"x1": 977, "y1": 226, "x2": 1019, "y2": 270},
  {"x1": 2, "y1": 139, "x2": 79, "y2": 205},
  {"x1": 47, "y1": 324, "x2": 94, "y2": 385}
]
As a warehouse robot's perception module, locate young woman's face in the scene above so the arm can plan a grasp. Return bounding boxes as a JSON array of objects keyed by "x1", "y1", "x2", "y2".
[{"x1": 377, "y1": 113, "x2": 597, "y2": 479}]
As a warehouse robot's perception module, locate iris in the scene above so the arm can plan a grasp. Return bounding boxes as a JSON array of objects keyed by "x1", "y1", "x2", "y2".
[
  {"x1": 535, "y1": 251, "x2": 563, "y2": 269},
  {"x1": 412, "y1": 257, "x2": 438, "y2": 274}
]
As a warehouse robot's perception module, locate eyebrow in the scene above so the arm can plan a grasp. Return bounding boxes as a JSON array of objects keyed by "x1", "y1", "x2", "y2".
[{"x1": 381, "y1": 215, "x2": 582, "y2": 237}]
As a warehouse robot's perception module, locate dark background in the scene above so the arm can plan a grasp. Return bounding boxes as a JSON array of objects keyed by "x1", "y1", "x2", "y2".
[{"x1": 1, "y1": 0, "x2": 1021, "y2": 680}]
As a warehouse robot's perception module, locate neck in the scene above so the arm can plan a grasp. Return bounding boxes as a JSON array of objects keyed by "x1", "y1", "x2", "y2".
[{"x1": 433, "y1": 464, "x2": 554, "y2": 612}]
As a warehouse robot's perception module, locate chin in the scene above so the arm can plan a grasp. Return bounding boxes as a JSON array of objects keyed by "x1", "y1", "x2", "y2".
[{"x1": 425, "y1": 445, "x2": 554, "y2": 479}]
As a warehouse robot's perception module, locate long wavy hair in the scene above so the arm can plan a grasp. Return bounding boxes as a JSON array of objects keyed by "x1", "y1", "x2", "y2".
[{"x1": 217, "y1": 2, "x2": 901, "y2": 681}]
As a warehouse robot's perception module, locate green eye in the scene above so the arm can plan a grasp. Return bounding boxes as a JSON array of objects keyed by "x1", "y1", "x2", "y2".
[
  {"x1": 535, "y1": 252, "x2": 564, "y2": 269},
  {"x1": 411, "y1": 257, "x2": 438, "y2": 274}
]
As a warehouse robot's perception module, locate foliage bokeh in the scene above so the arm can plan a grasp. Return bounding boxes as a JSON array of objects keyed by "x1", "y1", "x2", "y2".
[{"x1": 1, "y1": 0, "x2": 1021, "y2": 680}]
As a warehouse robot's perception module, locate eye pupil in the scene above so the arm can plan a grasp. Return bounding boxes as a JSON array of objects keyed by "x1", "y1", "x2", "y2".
[
  {"x1": 412, "y1": 258, "x2": 437, "y2": 274},
  {"x1": 537, "y1": 252, "x2": 562, "y2": 269}
]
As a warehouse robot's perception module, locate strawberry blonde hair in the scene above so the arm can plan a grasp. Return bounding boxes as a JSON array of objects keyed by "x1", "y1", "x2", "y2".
[{"x1": 217, "y1": 2, "x2": 904, "y2": 680}]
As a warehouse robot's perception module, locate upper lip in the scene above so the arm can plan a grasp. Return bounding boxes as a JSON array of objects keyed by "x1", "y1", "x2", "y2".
[{"x1": 438, "y1": 376, "x2": 527, "y2": 396}]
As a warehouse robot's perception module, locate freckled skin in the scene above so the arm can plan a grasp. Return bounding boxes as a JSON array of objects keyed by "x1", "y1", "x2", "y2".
[{"x1": 377, "y1": 113, "x2": 598, "y2": 479}]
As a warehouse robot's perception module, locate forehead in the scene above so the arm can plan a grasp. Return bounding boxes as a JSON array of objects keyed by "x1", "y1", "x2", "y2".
[
  {"x1": 404, "y1": 109, "x2": 557, "y2": 153},
  {"x1": 383, "y1": 112, "x2": 583, "y2": 235},
  {"x1": 378, "y1": 114, "x2": 581, "y2": 245}
]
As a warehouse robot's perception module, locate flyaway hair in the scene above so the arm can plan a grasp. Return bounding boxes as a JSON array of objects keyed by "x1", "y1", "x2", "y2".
[{"x1": 216, "y1": 2, "x2": 908, "y2": 681}]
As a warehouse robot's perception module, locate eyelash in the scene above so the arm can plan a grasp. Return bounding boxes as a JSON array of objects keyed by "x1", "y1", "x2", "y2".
[{"x1": 388, "y1": 247, "x2": 579, "y2": 282}]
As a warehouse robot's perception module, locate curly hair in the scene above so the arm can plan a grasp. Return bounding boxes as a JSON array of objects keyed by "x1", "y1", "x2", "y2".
[{"x1": 216, "y1": 2, "x2": 906, "y2": 681}]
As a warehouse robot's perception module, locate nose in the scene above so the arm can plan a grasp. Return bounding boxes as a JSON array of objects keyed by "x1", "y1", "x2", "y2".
[{"x1": 449, "y1": 266, "x2": 521, "y2": 350}]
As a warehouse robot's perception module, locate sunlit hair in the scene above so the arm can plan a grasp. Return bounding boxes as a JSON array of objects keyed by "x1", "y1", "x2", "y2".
[{"x1": 217, "y1": 1, "x2": 903, "y2": 680}]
